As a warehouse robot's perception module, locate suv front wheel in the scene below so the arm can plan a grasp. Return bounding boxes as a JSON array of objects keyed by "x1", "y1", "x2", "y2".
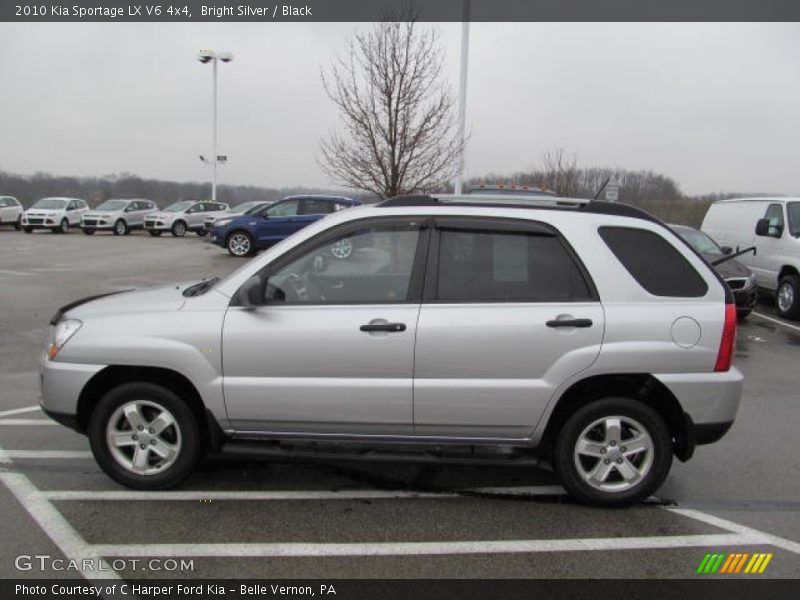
[
  {"x1": 553, "y1": 397, "x2": 672, "y2": 507},
  {"x1": 88, "y1": 382, "x2": 201, "y2": 489}
]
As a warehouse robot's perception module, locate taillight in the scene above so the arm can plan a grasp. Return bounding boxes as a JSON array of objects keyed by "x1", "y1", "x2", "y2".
[{"x1": 714, "y1": 303, "x2": 737, "y2": 372}]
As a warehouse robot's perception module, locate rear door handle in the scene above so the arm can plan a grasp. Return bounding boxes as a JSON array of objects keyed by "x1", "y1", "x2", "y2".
[
  {"x1": 360, "y1": 322, "x2": 406, "y2": 333},
  {"x1": 546, "y1": 318, "x2": 593, "y2": 328}
]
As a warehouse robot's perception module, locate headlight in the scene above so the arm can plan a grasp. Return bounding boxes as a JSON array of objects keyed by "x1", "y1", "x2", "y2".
[
  {"x1": 47, "y1": 319, "x2": 82, "y2": 360},
  {"x1": 215, "y1": 218, "x2": 232, "y2": 227}
]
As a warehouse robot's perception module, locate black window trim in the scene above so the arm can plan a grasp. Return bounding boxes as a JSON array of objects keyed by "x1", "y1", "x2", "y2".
[
  {"x1": 231, "y1": 215, "x2": 432, "y2": 307},
  {"x1": 422, "y1": 216, "x2": 600, "y2": 304}
]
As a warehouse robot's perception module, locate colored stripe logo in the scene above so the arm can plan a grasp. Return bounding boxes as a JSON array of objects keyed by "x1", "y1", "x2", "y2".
[{"x1": 696, "y1": 552, "x2": 773, "y2": 574}]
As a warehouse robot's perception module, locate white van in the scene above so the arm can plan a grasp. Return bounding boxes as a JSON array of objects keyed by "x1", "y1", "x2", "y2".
[{"x1": 702, "y1": 197, "x2": 800, "y2": 320}]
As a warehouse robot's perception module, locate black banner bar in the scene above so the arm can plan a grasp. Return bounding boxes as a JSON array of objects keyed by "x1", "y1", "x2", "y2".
[
  {"x1": 3, "y1": 579, "x2": 800, "y2": 600},
  {"x1": 2, "y1": 0, "x2": 800, "y2": 23}
]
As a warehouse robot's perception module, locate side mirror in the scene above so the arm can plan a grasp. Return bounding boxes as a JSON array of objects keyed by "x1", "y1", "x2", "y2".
[
  {"x1": 755, "y1": 219, "x2": 770, "y2": 237},
  {"x1": 720, "y1": 246, "x2": 733, "y2": 255},
  {"x1": 235, "y1": 274, "x2": 265, "y2": 307}
]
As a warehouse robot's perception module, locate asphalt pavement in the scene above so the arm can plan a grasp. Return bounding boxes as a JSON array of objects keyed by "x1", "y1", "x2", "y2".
[{"x1": 0, "y1": 228, "x2": 798, "y2": 581}]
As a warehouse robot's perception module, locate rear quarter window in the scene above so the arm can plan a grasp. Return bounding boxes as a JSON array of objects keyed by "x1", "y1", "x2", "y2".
[{"x1": 599, "y1": 226, "x2": 709, "y2": 297}]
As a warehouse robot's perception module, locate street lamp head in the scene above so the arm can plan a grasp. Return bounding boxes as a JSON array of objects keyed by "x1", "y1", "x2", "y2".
[
  {"x1": 197, "y1": 50, "x2": 215, "y2": 64},
  {"x1": 217, "y1": 52, "x2": 234, "y2": 63}
]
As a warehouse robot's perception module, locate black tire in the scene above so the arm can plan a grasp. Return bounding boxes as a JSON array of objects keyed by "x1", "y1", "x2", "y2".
[
  {"x1": 226, "y1": 230, "x2": 255, "y2": 257},
  {"x1": 82, "y1": 228, "x2": 95, "y2": 235},
  {"x1": 553, "y1": 397, "x2": 673, "y2": 507},
  {"x1": 148, "y1": 230, "x2": 162, "y2": 237},
  {"x1": 776, "y1": 274, "x2": 800, "y2": 321},
  {"x1": 23, "y1": 226, "x2": 33, "y2": 234},
  {"x1": 88, "y1": 382, "x2": 201, "y2": 490},
  {"x1": 53, "y1": 218, "x2": 69, "y2": 234},
  {"x1": 171, "y1": 220, "x2": 187, "y2": 237},
  {"x1": 14, "y1": 215, "x2": 21, "y2": 231},
  {"x1": 196, "y1": 228, "x2": 208, "y2": 237},
  {"x1": 113, "y1": 219, "x2": 128, "y2": 236}
]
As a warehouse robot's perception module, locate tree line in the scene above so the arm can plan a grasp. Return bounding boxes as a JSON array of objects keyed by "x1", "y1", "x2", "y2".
[{"x1": 0, "y1": 170, "x2": 366, "y2": 210}]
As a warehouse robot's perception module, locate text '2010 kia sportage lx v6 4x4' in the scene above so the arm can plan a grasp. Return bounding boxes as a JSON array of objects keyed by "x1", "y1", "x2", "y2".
[{"x1": 40, "y1": 194, "x2": 742, "y2": 506}]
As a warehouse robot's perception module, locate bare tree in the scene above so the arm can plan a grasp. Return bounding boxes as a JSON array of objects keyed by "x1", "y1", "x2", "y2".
[
  {"x1": 319, "y1": 17, "x2": 464, "y2": 199},
  {"x1": 539, "y1": 148, "x2": 580, "y2": 197}
]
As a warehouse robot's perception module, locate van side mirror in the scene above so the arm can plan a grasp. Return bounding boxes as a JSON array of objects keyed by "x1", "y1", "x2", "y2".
[
  {"x1": 755, "y1": 219, "x2": 770, "y2": 237},
  {"x1": 235, "y1": 274, "x2": 265, "y2": 307},
  {"x1": 720, "y1": 246, "x2": 733, "y2": 255}
]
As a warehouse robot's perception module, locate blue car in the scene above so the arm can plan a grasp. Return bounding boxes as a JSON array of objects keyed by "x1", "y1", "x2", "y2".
[{"x1": 211, "y1": 195, "x2": 360, "y2": 256}]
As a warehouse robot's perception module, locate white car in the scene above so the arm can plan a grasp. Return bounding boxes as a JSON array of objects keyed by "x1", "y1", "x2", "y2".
[
  {"x1": 0, "y1": 196, "x2": 23, "y2": 230},
  {"x1": 144, "y1": 201, "x2": 230, "y2": 237},
  {"x1": 203, "y1": 200, "x2": 272, "y2": 230},
  {"x1": 81, "y1": 199, "x2": 159, "y2": 236},
  {"x1": 22, "y1": 197, "x2": 89, "y2": 233}
]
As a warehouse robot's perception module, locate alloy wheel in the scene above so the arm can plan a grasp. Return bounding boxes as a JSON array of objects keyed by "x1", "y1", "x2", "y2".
[
  {"x1": 228, "y1": 233, "x2": 251, "y2": 256},
  {"x1": 778, "y1": 282, "x2": 795, "y2": 314},
  {"x1": 573, "y1": 415, "x2": 654, "y2": 492},
  {"x1": 105, "y1": 400, "x2": 182, "y2": 476}
]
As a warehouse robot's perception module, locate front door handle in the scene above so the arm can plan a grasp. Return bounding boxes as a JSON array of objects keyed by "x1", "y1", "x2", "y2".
[
  {"x1": 360, "y1": 322, "x2": 406, "y2": 333},
  {"x1": 546, "y1": 318, "x2": 593, "y2": 328}
]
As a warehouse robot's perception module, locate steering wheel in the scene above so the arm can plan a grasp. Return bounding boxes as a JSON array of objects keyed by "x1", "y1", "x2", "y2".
[{"x1": 285, "y1": 273, "x2": 311, "y2": 302}]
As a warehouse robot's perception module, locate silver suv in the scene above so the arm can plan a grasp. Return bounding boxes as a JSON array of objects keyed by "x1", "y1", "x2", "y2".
[
  {"x1": 40, "y1": 195, "x2": 742, "y2": 506},
  {"x1": 81, "y1": 199, "x2": 159, "y2": 236}
]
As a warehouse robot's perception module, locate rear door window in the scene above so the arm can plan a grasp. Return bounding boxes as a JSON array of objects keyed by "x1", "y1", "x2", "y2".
[
  {"x1": 599, "y1": 226, "x2": 708, "y2": 297},
  {"x1": 433, "y1": 221, "x2": 595, "y2": 303},
  {"x1": 300, "y1": 199, "x2": 334, "y2": 215}
]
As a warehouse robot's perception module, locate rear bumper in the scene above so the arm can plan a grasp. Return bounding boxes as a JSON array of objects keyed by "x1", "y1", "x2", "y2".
[{"x1": 654, "y1": 367, "x2": 743, "y2": 429}]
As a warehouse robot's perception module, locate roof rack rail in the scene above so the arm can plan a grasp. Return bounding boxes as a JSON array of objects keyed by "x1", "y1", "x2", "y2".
[
  {"x1": 376, "y1": 194, "x2": 661, "y2": 225},
  {"x1": 378, "y1": 194, "x2": 589, "y2": 208}
]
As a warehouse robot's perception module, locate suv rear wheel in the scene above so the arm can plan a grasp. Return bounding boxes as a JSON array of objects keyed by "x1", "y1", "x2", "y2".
[
  {"x1": 554, "y1": 397, "x2": 672, "y2": 507},
  {"x1": 88, "y1": 382, "x2": 201, "y2": 489}
]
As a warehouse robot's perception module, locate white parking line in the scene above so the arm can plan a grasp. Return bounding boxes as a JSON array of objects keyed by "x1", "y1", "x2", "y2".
[
  {"x1": 669, "y1": 507, "x2": 800, "y2": 555},
  {"x1": 93, "y1": 532, "x2": 764, "y2": 559},
  {"x1": 0, "y1": 406, "x2": 41, "y2": 418},
  {"x1": 752, "y1": 311, "x2": 800, "y2": 333},
  {"x1": 44, "y1": 489, "x2": 459, "y2": 501},
  {"x1": 0, "y1": 445, "x2": 120, "y2": 582},
  {"x1": 4, "y1": 450, "x2": 93, "y2": 459},
  {"x1": 0, "y1": 419, "x2": 57, "y2": 426}
]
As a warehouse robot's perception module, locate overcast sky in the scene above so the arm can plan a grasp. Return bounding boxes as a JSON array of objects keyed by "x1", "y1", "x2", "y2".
[{"x1": 1, "y1": 22, "x2": 798, "y2": 195}]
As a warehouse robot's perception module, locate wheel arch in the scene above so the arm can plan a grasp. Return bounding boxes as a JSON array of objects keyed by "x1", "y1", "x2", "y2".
[
  {"x1": 77, "y1": 365, "x2": 225, "y2": 451},
  {"x1": 779, "y1": 265, "x2": 799, "y2": 281},
  {"x1": 540, "y1": 373, "x2": 693, "y2": 462}
]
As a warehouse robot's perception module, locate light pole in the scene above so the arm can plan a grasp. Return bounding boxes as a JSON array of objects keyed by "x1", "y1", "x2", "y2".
[
  {"x1": 454, "y1": 0, "x2": 470, "y2": 195},
  {"x1": 197, "y1": 49, "x2": 233, "y2": 202}
]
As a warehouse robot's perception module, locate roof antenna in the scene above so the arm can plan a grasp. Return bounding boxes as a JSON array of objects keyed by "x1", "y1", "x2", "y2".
[{"x1": 593, "y1": 177, "x2": 611, "y2": 200}]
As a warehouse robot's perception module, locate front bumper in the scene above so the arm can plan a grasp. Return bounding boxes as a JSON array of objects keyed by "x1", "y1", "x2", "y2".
[
  {"x1": 21, "y1": 217, "x2": 59, "y2": 229},
  {"x1": 733, "y1": 286, "x2": 758, "y2": 313},
  {"x1": 81, "y1": 219, "x2": 114, "y2": 230},
  {"x1": 209, "y1": 227, "x2": 229, "y2": 247},
  {"x1": 39, "y1": 353, "x2": 106, "y2": 421},
  {"x1": 144, "y1": 220, "x2": 172, "y2": 231}
]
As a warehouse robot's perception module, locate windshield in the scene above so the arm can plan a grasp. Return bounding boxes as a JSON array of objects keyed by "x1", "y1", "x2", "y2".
[
  {"x1": 788, "y1": 202, "x2": 800, "y2": 237},
  {"x1": 95, "y1": 200, "x2": 129, "y2": 211},
  {"x1": 676, "y1": 227, "x2": 723, "y2": 255},
  {"x1": 32, "y1": 198, "x2": 68, "y2": 210},
  {"x1": 230, "y1": 202, "x2": 260, "y2": 214},
  {"x1": 163, "y1": 201, "x2": 194, "y2": 213}
]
